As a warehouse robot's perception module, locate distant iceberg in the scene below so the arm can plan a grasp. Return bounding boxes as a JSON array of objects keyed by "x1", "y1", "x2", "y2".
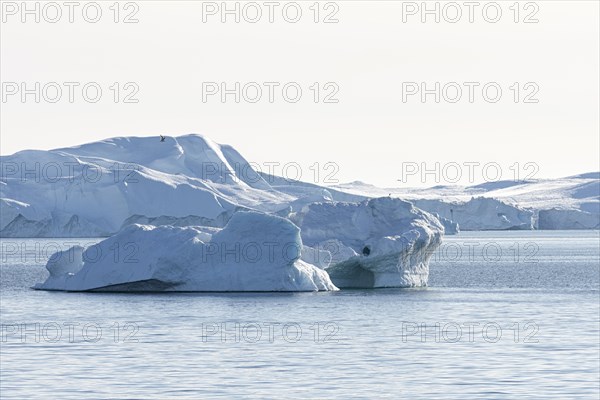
[
  {"x1": 412, "y1": 198, "x2": 533, "y2": 231},
  {"x1": 333, "y1": 174, "x2": 599, "y2": 231},
  {"x1": 538, "y1": 208, "x2": 600, "y2": 230},
  {"x1": 2, "y1": 135, "x2": 598, "y2": 237}
]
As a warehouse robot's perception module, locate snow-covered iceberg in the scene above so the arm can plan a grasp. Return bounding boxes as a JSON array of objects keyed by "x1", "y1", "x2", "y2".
[
  {"x1": 2, "y1": 134, "x2": 597, "y2": 237},
  {"x1": 35, "y1": 212, "x2": 337, "y2": 292},
  {"x1": 0, "y1": 135, "x2": 291, "y2": 236},
  {"x1": 292, "y1": 197, "x2": 444, "y2": 288}
]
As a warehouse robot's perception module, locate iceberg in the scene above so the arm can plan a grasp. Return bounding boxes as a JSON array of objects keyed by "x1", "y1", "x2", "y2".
[
  {"x1": 333, "y1": 173, "x2": 599, "y2": 231},
  {"x1": 431, "y1": 212, "x2": 459, "y2": 235},
  {"x1": 3, "y1": 135, "x2": 597, "y2": 237},
  {"x1": 292, "y1": 197, "x2": 444, "y2": 288},
  {"x1": 35, "y1": 212, "x2": 337, "y2": 292},
  {"x1": 0, "y1": 212, "x2": 110, "y2": 238},
  {"x1": 34, "y1": 197, "x2": 445, "y2": 291},
  {"x1": 412, "y1": 197, "x2": 533, "y2": 231},
  {"x1": 538, "y1": 208, "x2": 600, "y2": 230},
  {"x1": 0, "y1": 135, "x2": 290, "y2": 236}
]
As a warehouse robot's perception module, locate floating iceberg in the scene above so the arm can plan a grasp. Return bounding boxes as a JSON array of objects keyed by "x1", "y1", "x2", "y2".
[
  {"x1": 35, "y1": 212, "x2": 337, "y2": 292},
  {"x1": 292, "y1": 197, "x2": 444, "y2": 288}
]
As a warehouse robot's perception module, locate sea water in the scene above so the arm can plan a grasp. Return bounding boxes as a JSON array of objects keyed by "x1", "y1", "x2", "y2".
[{"x1": 1, "y1": 231, "x2": 598, "y2": 399}]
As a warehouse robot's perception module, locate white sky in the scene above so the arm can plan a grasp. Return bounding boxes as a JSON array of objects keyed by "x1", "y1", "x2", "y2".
[{"x1": 1, "y1": 0, "x2": 599, "y2": 187}]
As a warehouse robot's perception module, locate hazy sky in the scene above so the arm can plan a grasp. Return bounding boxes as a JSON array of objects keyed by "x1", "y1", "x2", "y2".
[{"x1": 1, "y1": 0, "x2": 598, "y2": 187}]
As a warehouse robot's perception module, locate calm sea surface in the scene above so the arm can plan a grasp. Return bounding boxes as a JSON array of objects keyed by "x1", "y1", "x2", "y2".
[{"x1": 1, "y1": 231, "x2": 599, "y2": 399}]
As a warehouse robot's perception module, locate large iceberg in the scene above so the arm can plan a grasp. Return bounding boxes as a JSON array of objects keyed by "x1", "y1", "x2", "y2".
[
  {"x1": 0, "y1": 135, "x2": 291, "y2": 236},
  {"x1": 35, "y1": 212, "x2": 337, "y2": 292},
  {"x1": 292, "y1": 197, "x2": 444, "y2": 288},
  {"x1": 2, "y1": 135, "x2": 598, "y2": 237},
  {"x1": 34, "y1": 198, "x2": 445, "y2": 291}
]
